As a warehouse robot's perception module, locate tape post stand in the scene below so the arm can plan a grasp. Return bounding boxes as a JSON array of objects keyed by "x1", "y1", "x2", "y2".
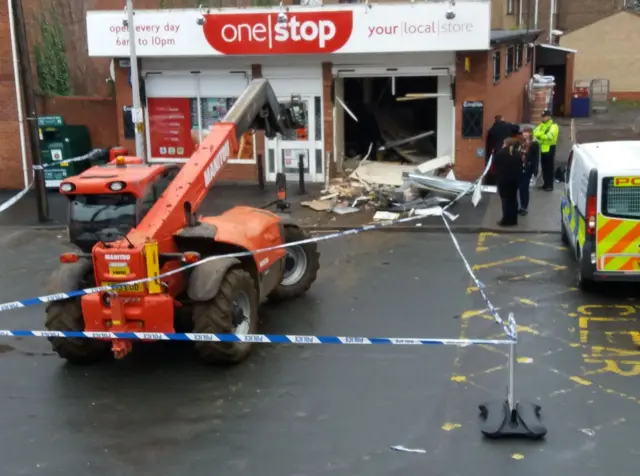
[
  {"x1": 0, "y1": 154, "x2": 516, "y2": 341},
  {"x1": 0, "y1": 330, "x2": 516, "y2": 346}
]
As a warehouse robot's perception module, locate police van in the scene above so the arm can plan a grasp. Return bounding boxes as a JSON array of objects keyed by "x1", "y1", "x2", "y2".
[{"x1": 560, "y1": 141, "x2": 640, "y2": 290}]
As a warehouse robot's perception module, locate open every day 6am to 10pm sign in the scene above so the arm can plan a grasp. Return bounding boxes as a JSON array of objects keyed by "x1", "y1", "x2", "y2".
[{"x1": 86, "y1": 2, "x2": 490, "y2": 57}]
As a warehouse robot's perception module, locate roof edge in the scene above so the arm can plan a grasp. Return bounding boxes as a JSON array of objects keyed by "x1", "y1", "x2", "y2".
[
  {"x1": 490, "y1": 29, "x2": 542, "y2": 46},
  {"x1": 537, "y1": 43, "x2": 577, "y2": 53}
]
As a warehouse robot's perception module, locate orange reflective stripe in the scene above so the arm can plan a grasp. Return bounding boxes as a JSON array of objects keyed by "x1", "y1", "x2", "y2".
[
  {"x1": 617, "y1": 258, "x2": 638, "y2": 271},
  {"x1": 597, "y1": 218, "x2": 621, "y2": 242},
  {"x1": 604, "y1": 222, "x2": 640, "y2": 255}
]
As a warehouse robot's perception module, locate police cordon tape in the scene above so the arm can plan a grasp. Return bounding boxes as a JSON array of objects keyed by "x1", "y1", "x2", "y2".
[
  {"x1": 0, "y1": 330, "x2": 516, "y2": 346},
  {"x1": 0, "y1": 149, "x2": 108, "y2": 214},
  {"x1": 30, "y1": 148, "x2": 108, "y2": 171},
  {"x1": 0, "y1": 154, "x2": 516, "y2": 341}
]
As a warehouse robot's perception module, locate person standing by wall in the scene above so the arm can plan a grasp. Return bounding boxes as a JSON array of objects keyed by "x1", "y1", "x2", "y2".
[
  {"x1": 494, "y1": 136, "x2": 523, "y2": 227},
  {"x1": 518, "y1": 127, "x2": 540, "y2": 216},
  {"x1": 533, "y1": 110, "x2": 559, "y2": 191},
  {"x1": 486, "y1": 115, "x2": 521, "y2": 185}
]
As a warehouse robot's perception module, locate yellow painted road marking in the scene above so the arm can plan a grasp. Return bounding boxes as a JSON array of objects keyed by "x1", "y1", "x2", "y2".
[
  {"x1": 511, "y1": 453, "x2": 524, "y2": 460},
  {"x1": 570, "y1": 376, "x2": 593, "y2": 386},
  {"x1": 583, "y1": 359, "x2": 640, "y2": 377},
  {"x1": 441, "y1": 423, "x2": 461, "y2": 431},
  {"x1": 577, "y1": 304, "x2": 637, "y2": 316},
  {"x1": 450, "y1": 375, "x2": 466, "y2": 382}
]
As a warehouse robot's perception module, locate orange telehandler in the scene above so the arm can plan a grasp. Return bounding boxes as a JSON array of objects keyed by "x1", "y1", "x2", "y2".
[{"x1": 44, "y1": 79, "x2": 320, "y2": 364}]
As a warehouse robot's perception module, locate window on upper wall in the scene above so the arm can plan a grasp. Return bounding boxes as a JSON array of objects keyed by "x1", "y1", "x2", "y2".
[
  {"x1": 493, "y1": 51, "x2": 501, "y2": 84},
  {"x1": 506, "y1": 0, "x2": 515, "y2": 14},
  {"x1": 506, "y1": 46, "x2": 515, "y2": 75},
  {"x1": 553, "y1": 0, "x2": 558, "y2": 14},
  {"x1": 515, "y1": 44, "x2": 523, "y2": 70},
  {"x1": 526, "y1": 45, "x2": 534, "y2": 64}
]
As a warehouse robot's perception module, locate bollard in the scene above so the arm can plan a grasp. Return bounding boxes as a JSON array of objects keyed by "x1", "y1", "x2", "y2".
[
  {"x1": 257, "y1": 153, "x2": 265, "y2": 190},
  {"x1": 298, "y1": 152, "x2": 306, "y2": 195}
]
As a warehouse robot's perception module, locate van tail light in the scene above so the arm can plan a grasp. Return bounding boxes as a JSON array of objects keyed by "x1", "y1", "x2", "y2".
[{"x1": 586, "y1": 196, "x2": 597, "y2": 235}]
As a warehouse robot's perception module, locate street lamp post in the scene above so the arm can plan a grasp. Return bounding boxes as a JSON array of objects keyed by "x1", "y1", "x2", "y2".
[{"x1": 126, "y1": 0, "x2": 146, "y2": 162}]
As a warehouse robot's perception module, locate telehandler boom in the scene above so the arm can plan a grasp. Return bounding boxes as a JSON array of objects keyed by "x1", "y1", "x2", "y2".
[{"x1": 45, "y1": 79, "x2": 320, "y2": 364}]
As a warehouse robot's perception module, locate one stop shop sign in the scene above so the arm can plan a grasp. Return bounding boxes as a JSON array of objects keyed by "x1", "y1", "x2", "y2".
[{"x1": 86, "y1": 2, "x2": 490, "y2": 57}]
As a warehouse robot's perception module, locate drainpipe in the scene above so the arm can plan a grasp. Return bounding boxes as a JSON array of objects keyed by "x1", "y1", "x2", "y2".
[
  {"x1": 548, "y1": 0, "x2": 554, "y2": 43},
  {"x1": 7, "y1": 0, "x2": 30, "y2": 188},
  {"x1": 534, "y1": 0, "x2": 539, "y2": 28},
  {"x1": 518, "y1": 0, "x2": 523, "y2": 27}
]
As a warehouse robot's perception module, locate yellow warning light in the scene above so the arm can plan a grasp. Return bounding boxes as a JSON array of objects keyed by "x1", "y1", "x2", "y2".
[{"x1": 115, "y1": 156, "x2": 126, "y2": 166}]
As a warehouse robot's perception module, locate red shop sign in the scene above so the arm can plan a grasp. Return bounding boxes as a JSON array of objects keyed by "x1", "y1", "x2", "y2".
[
  {"x1": 147, "y1": 98, "x2": 194, "y2": 159},
  {"x1": 202, "y1": 11, "x2": 354, "y2": 55}
]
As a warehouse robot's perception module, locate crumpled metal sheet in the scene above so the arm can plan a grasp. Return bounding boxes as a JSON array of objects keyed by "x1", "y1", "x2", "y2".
[{"x1": 405, "y1": 172, "x2": 497, "y2": 197}]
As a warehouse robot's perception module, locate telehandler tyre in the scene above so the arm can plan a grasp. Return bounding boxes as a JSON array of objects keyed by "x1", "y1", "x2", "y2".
[
  {"x1": 45, "y1": 301, "x2": 111, "y2": 365},
  {"x1": 268, "y1": 226, "x2": 320, "y2": 302},
  {"x1": 192, "y1": 268, "x2": 259, "y2": 364}
]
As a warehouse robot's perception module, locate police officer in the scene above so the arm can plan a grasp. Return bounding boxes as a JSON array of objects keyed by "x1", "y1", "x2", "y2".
[
  {"x1": 494, "y1": 136, "x2": 523, "y2": 227},
  {"x1": 533, "y1": 109, "x2": 559, "y2": 191},
  {"x1": 518, "y1": 127, "x2": 540, "y2": 216},
  {"x1": 485, "y1": 115, "x2": 520, "y2": 185}
]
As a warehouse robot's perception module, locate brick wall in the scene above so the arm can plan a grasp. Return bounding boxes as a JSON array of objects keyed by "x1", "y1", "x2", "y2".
[
  {"x1": 560, "y1": 11, "x2": 640, "y2": 97},
  {"x1": 557, "y1": 0, "x2": 624, "y2": 33},
  {"x1": 39, "y1": 96, "x2": 119, "y2": 148},
  {"x1": 454, "y1": 45, "x2": 533, "y2": 181},
  {"x1": 0, "y1": 0, "x2": 26, "y2": 189}
]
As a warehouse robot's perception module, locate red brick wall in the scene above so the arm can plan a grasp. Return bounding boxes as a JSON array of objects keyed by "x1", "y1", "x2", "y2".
[
  {"x1": 454, "y1": 46, "x2": 533, "y2": 181},
  {"x1": 0, "y1": 0, "x2": 27, "y2": 189},
  {"x1": 40, "y1": 96, "x2": 119, "y2": 148},
  {"x1": 454, "y1": 51, "x2": 490, "y2": 181},
  {"x1": 0, "y1": 92, "x2": 118, "y2": 190}
]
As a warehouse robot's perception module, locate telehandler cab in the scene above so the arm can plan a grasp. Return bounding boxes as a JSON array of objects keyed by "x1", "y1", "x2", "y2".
[{"x1": 45, "y1": 79, "x2": 320, "y2": 364}]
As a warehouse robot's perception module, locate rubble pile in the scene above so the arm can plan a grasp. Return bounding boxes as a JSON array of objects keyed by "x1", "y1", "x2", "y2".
[{"x1": 302, "y1": 149, "x2": 494, "y2": 223}]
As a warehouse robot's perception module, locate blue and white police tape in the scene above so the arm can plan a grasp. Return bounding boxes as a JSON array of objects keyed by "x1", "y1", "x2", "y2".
[
  {"x1": 0, "y1": 330, "x2": 516, "y2": 346},
  {"x1": 30, "y1": 148, "x2": 109, "y2": 171},
  {"x1": 0, "y1": 183, "x2": 33, "y2": 213},
  {"x1": 0, "y1": 149, "x2": 108, "y2": 214}
]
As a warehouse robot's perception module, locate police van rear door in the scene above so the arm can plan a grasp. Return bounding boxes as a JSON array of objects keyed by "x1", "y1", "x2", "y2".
[{"x1": 596, "y1": 174, "x2": 640, "y2": 273}]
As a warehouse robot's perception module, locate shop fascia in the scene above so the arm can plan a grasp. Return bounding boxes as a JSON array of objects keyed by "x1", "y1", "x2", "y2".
[{"x1": 86, "y1": 1, "x2": 491, "y2": 58}]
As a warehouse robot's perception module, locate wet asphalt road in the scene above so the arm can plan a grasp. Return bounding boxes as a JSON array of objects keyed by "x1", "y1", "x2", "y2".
[{"x1": 0, "y1": 228, "x2": 639, "y2": 475}]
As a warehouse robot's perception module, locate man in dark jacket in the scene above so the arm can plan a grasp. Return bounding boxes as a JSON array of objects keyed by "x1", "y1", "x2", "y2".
[
  {"x1": 486, "y1": 115, "x2": 521, "y2": 185},
  {"x1": 518, "y1": 127, "x2": 540, "y2": 216},
  {"x1": 493, "y1": 137, "x2": 523, "y2": 226}
]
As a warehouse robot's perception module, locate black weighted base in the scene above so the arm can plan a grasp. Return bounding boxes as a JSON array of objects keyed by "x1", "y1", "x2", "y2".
[{"x1": 479, "y1": 400, "x2": 547, "y2": 439}]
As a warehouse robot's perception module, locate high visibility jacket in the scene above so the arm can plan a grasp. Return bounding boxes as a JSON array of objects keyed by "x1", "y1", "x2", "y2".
[{"x1": 533, "y1": 120, "x2": 559, "y2": 153}]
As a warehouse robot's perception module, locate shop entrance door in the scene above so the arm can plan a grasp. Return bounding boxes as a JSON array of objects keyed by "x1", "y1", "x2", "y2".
[{"x1": 266, "y1": 96, "x2": 324, "y2": 183}]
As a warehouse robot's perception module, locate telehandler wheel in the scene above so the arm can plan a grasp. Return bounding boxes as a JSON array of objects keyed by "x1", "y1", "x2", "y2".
[
  {"x1": 268, "y1": 226, "x2": 320, "y2": 302},
  {"x1": 45, "y1": 301, "x2": 111, "y2": 365},
  {"x1": 192, "y1": 268, "x2": 259, "y2": 364}
]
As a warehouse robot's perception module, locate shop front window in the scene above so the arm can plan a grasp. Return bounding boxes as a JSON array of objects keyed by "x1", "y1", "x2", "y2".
[
  {"x1": 280, "y1": 99, "x2": 309, "y2": 141},
  {"x1": 191, "y1": 97, "x2": 255, "y2": 162},
  {"x1": 146, "y1": 96, "x2": 255, "y2": 162}
]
